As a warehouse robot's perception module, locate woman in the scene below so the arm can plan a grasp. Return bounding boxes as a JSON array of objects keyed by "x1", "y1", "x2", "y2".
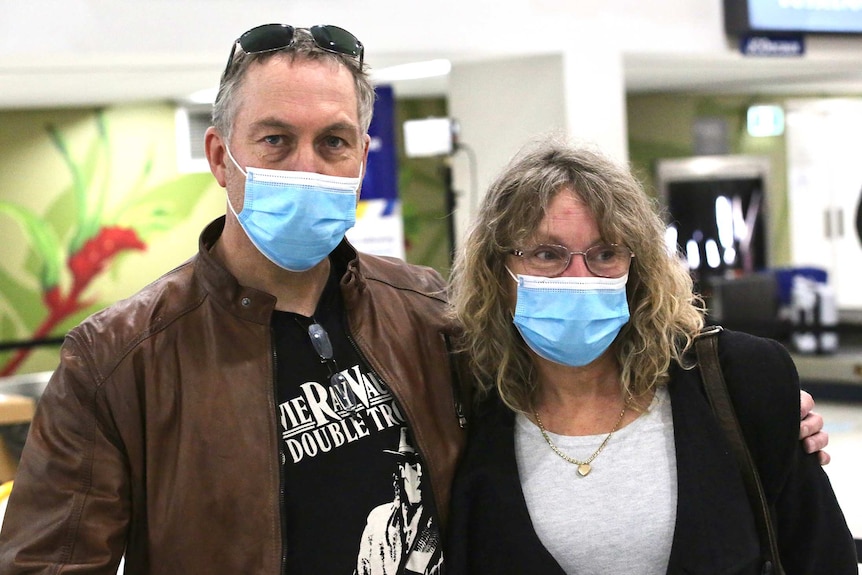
[{"x1": 446, "y1": 135, "x2": 856, "y2": 574}]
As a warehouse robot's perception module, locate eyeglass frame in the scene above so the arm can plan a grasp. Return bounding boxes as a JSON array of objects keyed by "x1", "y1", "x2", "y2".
[
  {"x1": 305, "y1": 321, "x2": 362, "y2": 418},
  {"x1": 510, "y1": 243, "x2": 635, "y2": 278},
  {"x1": 222, "y1": 23, "x2": 364, "y2": 81}
]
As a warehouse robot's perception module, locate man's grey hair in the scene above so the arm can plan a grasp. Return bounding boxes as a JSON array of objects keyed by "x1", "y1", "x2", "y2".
[{"x1": 211, "y1": 27, "x2": 375, "y2": 142}]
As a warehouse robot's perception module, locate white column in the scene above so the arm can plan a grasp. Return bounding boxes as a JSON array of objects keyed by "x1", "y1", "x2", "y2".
[
  {"x1": 447, "y1": 46, "x2": 627, "y2": 248},
  {"x1": 561, "y1": 48, "x2": 628, "y2": 164}
]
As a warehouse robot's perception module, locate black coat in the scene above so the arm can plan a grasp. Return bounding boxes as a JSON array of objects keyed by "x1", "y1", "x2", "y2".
[{"x1": 446, "y1": 329, "x2": 857, "y2": 574}]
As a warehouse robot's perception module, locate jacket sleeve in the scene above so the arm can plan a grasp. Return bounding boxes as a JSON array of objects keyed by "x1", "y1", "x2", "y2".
[
  {"x1": 773, "y1": 441, "x2": 858, "y2": 572},
  {"x1": 765, "y1": 341, "x2": 858, "y2": 572},
  {"x1": 0, "y1": 337, "x2": 129, "y2": 574},
  {"x1": 719, "y1": 330, "x2": 858, "y2": 573}
]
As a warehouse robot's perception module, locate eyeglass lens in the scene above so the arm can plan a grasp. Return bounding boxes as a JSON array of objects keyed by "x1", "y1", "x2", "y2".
[
  {"x1": 307, "y1": 323, "x2": 333, "y2": 359},
  {"x1": 329, "y1": 372, "x2": 360, "y2": 411},
  {"x1": 239, "y1": 23, "x2": 295, "y2": 53},
  {"x1": 309, "y1": 25, "x2": 363, "y2": 62},
  {"x1": 517, "y1": 244, "x2": 632, "y2": 278},
  {"x1": 306, "y1": 322, "x2": 361, "y2": 417}
]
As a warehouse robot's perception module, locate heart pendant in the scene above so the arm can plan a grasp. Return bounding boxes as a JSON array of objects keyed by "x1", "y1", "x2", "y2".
[{"x1": 577, "y1": 463, "x2": 591, "y2": 477}]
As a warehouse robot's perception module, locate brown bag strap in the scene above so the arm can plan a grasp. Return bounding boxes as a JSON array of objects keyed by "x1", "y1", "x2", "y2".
[{"x1": 695, "y1": 326, "x2": 785, "y2": 575}]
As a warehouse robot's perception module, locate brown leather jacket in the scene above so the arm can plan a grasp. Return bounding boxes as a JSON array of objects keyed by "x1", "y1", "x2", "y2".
[{"x1": 0, "y1": 217, "x2": 468, "y2": 574}]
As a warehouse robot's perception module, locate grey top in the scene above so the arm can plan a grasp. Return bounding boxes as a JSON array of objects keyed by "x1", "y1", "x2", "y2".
[{"x1": 515, "y1": 386, "x2": 676, "y2": 575}]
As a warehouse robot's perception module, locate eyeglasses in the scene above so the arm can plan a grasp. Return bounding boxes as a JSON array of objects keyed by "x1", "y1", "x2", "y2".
[
  {"x1": 305, "y1": 321, "x2": 362, "y2": 419},
  {"x1": 223, "y1": 24, "x2": 364, "y2": 79},
  {"x1": 512, "y1": 243, "x2": 634, "y2": 278}
]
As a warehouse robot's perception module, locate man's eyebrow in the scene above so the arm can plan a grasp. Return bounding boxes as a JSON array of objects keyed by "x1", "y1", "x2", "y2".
[
  {"x1": 248, "y1": 118, "x2": 296, "y2": 133},
  {"x1": 320, "y1": 121, "x2": 362, "y2": 134},
  {"x1": 247, "y1": 118, "x2": 360, "y2": 135}
]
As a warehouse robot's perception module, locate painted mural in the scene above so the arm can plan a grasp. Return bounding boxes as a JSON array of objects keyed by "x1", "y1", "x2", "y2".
[{"x1": 0, "y1": 107, "x2": 218, "y2": 376}]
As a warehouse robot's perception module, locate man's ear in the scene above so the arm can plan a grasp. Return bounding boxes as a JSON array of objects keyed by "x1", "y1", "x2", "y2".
[
  {"x1": 354, "y1": 133, "x2": 371, "y2": 201},
  {"x1": 205, "y1": 126, "x2": 228, "y2": 187},
  {"x1": 362, "y1": 133, "x2": 371, "y2": 172}
]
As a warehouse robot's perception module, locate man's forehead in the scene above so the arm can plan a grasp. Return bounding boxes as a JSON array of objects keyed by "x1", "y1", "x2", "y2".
[{"x1": 235, "y1": 57, "x2": 360, "y2": 123}]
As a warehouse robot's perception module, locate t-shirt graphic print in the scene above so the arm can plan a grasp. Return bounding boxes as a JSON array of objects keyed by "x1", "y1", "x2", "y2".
[
  {"x1": 279, "y1": 361, "x2": 401, "y2": 465},
  {"x1": 272, "y1": 302, "x2": 442, "y2": 574},
  {"x1": 354, "y1": 427, "x2": 443, "y2": 575}
]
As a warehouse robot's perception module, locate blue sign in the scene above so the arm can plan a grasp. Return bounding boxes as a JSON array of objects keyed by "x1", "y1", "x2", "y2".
[
  {"x1": 740, "y1": 34, "x2": 805, "y2": 56},
  {"x1": 363, "y1": 84, "x2": 398, "y2": 204},
  {"x1": 346, "y1": 84, "x2": 405, "y2": 259}
]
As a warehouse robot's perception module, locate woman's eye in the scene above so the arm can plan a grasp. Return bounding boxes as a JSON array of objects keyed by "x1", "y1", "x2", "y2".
[
  {"x1": 593, "y1": 247, "x2": 619, "y2": 262},
  {"x1": 594, "y1": 249, "x2": 614, "y2": 262},
  {"x1": 533, "y1": 249, "x2": 561, "y2": 262}
]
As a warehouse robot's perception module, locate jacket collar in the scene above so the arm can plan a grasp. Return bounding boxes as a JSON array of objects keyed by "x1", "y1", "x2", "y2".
[
  {"x1": 194, "y1": 217, "x2": 363, "y2": 325},
  {"x1": 331, "y1": 231, "x2": 364, "y2": 290},
  {"x1": 195, "y1": 217, "x2": 274, "y2": 325}
]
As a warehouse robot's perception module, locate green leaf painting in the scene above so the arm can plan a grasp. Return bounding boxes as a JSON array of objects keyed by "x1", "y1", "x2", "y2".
[{"x1": 0, "y1": 202, "x2": 63, "y2": 290}]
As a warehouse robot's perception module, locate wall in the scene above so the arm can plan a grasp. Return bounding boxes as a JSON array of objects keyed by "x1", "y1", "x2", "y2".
[{"x1": 448, "y1": 54, "x2": 569, "y2": 246}]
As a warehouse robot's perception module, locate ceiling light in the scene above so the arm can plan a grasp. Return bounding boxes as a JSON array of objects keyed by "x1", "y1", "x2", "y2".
[
  {"x1": 184, "y1": 87, "x2": 218, "y2": 105},
  {"x1": 371, "y1": 59, "x2": 451, "y2": 83},
  {"x1": 747, "y1": 104, "x2": 785, "y2": 137}
]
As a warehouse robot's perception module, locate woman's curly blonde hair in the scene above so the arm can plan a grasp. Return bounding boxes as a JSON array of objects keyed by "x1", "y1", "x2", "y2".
[{"x1": 448, "y1": 134, "x2": 705, "y2": 414}]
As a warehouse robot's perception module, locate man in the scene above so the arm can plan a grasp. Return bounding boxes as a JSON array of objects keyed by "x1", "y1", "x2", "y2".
[
  {"x1": 0, "y1": 22, "x2": 830, "y2": 574},
  {"x1": 0, "y1": 25, "x2": 465, "y2": 573}
]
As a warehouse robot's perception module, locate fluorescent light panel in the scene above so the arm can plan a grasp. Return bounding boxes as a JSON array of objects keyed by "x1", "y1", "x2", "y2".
[
  {"x1": 184, "y1": 59, "x2": 452, "y2": 103},
  {"x1": 370, "y1": 59, "x2": 451, "y2": 83}
]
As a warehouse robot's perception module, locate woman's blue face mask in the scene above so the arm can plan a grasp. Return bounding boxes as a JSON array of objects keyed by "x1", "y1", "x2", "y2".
[{"x1": 507, "y1": 268, "x2": 630, "y2": 367}]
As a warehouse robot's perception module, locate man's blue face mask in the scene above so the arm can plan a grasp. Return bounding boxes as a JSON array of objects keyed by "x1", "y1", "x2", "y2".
[{"x1": 226, "y1": 145, "x2": 361, "y2": 272}]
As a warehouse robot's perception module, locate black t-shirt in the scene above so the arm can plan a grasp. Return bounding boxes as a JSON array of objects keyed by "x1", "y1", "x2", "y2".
[{"x1": 272, "y1": 262, "x2": 442, "y2": 574}]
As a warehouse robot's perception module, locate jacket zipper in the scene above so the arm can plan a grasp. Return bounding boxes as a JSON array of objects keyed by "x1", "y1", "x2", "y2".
[
  {"x1": 270, "y1": 326, "x2": 288, "y2": 574},
  {"x1": 342, "y1": 315, "x2": 464, "y2": 524},
  {"x1": 443, "y1": 333, "x2": 468, "y2": 429}
]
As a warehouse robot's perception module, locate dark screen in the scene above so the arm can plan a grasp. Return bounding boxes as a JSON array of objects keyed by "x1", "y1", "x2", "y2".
[{"x1": 666, "y1": 177, "x2": 767, "y2": 282}]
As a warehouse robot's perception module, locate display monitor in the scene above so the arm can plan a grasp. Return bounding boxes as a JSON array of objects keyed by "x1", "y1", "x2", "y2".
[
  {"x1": 655, "y1": 155, "x2": 771, "y2": 283},
  {"x1": 724, "y1": 0, "x2": 862, "y2": 35}
]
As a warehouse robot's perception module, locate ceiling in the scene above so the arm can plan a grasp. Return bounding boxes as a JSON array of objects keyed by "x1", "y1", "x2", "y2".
[
  {"x1": 624, "y1": 47, "x2": 862, "y2": 96},
  {"x1": 2, "y1": 2, "x2": 862, "y2": 110},
  {"x1": 4, "y1": 47, "x2": 862, "y2": 111}
]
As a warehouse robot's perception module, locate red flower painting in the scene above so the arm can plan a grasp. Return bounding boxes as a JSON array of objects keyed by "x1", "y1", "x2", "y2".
[{"x1": 0, "y1": 112, "x2": 213, "y2": 376}]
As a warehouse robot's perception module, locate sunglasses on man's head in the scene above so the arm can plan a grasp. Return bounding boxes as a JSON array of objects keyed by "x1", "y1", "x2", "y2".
[{"x1": 223, "y1": 24, "x2": 364, "y2": 79}]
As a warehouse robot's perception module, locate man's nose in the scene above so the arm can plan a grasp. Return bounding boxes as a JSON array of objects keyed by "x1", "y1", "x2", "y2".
[{"x1": 288, "y1": 144, "x2": 321, "y2": 173}]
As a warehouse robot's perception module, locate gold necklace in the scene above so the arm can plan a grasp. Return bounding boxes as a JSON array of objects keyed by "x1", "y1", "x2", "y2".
[{"x1": 533, "y1": 398, "x2": 629, "y2": 477}]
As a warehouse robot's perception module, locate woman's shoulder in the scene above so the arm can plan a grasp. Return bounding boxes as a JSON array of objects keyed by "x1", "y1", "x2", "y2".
[
  {"x1": 714, "y1": 328, "x2": 799, "y2": 405},
  {"x1": 711, "y1": 327, "x2": 800, "y2": 497},
  {"x1": 716, "y1": 328, "x2": 794, "y2": 367}
]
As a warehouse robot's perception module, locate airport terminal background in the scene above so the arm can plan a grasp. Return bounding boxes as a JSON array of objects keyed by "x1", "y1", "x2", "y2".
[{"x1": 2, "y1": 0, "x2": 862, "y2": 567}]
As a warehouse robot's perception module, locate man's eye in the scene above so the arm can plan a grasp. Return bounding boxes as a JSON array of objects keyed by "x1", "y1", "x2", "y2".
[
  {"x1": 263, "y1": 135, "x2": 282, "y2": 145},
  {"x1": 323, "y1": 135, "x2": 346, "y2": 148}
]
